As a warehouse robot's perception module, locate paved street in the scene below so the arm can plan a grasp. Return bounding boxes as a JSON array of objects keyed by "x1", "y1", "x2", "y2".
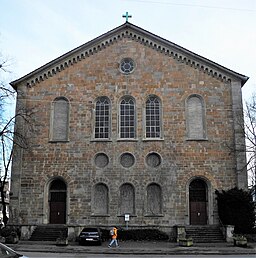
[
  {"x1": 22, "y1": 253, "x2": 256, "y2": 258},
  {"x1": 8, "y1": 240, "x2": 256, "y2": 257}
]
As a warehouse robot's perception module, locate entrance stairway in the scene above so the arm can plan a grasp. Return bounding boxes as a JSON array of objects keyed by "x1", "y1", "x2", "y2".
[
  {"x1": 185, "y1": 225, "x2": 224, "y2": 243},
  {"x1": 29, "y1": 225, "x2": 68, "y2": 241}
]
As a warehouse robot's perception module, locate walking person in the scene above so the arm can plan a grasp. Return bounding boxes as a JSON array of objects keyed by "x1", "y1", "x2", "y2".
[{"x1": 108, "y1": 226, "x2": 119, "y2": 248}]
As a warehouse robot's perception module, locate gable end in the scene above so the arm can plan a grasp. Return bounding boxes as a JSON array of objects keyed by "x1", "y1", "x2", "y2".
[{"x1": 10, "y1": 23, "x2": 248, "y2": 89}]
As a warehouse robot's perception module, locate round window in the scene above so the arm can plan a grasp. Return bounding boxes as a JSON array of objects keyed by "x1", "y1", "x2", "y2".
[{"x1": 120, "y1": 58, "x2": 135, "y2": 74}]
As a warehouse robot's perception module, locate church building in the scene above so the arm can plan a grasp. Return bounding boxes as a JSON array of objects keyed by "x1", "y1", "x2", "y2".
[{"x1": 10, "y1": 22, "x2": 248, "y2": 240}]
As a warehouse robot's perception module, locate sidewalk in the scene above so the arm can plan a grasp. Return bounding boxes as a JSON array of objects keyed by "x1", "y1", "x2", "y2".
[{"x1": 8, "y1": 240, "x2": 256, "y2": 255}]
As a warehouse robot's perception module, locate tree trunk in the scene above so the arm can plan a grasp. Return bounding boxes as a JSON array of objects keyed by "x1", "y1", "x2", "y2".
[{"x1": 0, "y1": 184, "x2": 8, "y2": 226}]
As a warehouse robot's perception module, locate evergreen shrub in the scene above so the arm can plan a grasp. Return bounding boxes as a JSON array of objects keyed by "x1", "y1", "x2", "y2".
[{"x1": 215, "y1": 187, "x2": 255, "y2": 233}]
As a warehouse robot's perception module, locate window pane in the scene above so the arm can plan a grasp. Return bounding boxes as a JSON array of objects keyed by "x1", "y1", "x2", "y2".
[
  {"x1": 145, "y1": 96, "x2": 161, "y2": 138},
  {"x1": 119, "y1": 97, "x2": 136, "y2": 138},
  {"x1": 94, "y1": 97, "x2": 110, "y2": 139}
]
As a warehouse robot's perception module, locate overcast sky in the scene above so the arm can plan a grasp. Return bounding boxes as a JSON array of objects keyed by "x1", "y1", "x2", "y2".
[{"x1": 1, "y1": 0, "x2": 255, "y2": 106}]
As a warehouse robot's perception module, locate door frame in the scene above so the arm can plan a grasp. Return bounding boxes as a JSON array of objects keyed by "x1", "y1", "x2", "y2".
[
  {"x1": 43, "y1": 176, "x2": 69, "y2": 225},
  {"x1": 186, "y1": 176, "x2": 213, "y2": 225}
]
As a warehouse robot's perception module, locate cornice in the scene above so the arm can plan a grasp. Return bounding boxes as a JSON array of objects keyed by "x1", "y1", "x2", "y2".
[{"x1": 10, "y1": 22, "x2": 249, "y2": 89}]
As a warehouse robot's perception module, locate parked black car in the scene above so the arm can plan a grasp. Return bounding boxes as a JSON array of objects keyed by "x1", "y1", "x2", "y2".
[{"x1": 78, "y1": 227, "x2": 102, "y2": 245}]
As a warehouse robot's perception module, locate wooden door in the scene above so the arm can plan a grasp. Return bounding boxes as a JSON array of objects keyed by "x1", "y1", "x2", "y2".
[
  {"x1": 50, "y1": 193, "x2": 66, "y2": 224},
  {"x1": 190, "y1": 201, "x2": 207, "y2": 225},
  {"x1": 189, "y1": 179, "x2": 207, "y2": 225},
  {"x1": 49, "y1": 180, "x2": 67, "y2": 224}
]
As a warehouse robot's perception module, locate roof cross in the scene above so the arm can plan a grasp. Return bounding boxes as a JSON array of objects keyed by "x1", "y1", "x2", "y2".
[{"x1": 122, "y1": 12, "x2": 132, "y2": 22}]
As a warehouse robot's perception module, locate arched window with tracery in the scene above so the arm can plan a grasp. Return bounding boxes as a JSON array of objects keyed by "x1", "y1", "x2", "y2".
[
  {"x1": 50, "y1": 97, "x2": 69, "y2": 141},
  {"x1": 119, "y1": 96, "x2": 136, "y2": 139},
  {"x1": 94, "y1": 97, "x2": 111, "y2": 139},
  {"x1": 145, "y1": 95, "x2": 162, "y2": 138}
]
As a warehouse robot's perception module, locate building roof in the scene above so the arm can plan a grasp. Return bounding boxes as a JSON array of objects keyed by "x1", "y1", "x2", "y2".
[{"x1": 10, "y1": 22, "x2": 249, "y2": 89}]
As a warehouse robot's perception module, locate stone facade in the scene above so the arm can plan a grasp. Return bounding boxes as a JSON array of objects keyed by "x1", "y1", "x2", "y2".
[{"x1": 10, "y1": 23, "x2": 248, "y2": 238}]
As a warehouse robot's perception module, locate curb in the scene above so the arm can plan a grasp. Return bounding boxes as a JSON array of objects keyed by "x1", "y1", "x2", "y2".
[{"x1": 12, "y1": 244, "x2": 256, "y2": 255}]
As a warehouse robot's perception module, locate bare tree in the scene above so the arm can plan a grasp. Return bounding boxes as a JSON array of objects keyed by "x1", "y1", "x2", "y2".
[
  {"x1": 0, "y1": 54, "x2": 32, "y2": 227},
  {"x1": 0, "y1": 55, "x2": 15, "y2": 226},
  {"x1": 243, "y1": 94, "x2": 256, "y2": 189},
  {"x1": 223, "y1": 93, "x2": 256, "y2": 192}
]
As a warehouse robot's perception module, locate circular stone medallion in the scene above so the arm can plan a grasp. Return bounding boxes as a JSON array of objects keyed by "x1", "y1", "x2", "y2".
[
  {"x1": 95, "y1": 153, "x2": 109, "y2": 168},
  {"x1": 146, "y1": 153, "x2": 161, "y2": 168},
  {"x1": 120, "y1": 153, "x2": 135, "y2": 168}
]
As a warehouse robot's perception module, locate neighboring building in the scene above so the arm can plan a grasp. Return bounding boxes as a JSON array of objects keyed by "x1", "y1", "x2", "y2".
[{"x1": 9, "y1": 22, "x2": 248, "y2": 239}]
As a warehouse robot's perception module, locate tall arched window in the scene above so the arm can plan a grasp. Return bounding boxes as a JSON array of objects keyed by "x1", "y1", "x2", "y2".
[
  {"x1": 145, "y1": 95, "x2": 162, "y2": 138},
  {"x1": 146, "y1": 183, "x2": 162, "y2": 215},
  {"x1": 119, "y1": 96, "x2": 136, "y2": 139},
  {"x1": 94, "y1": 97, "x2": 110, "y2": 139},
  {"x1": 50, "y1": 97, "x2": 69, "y2": 141},
  {"x1": 186, "y1": 95, "x2": 206, "y2": 139},
  {"x1": 93, "y1": 183, "x2": 109, "y2": 215},
  {"x1": 120, "y1": 183, "x2": 135, "y2": 215}
]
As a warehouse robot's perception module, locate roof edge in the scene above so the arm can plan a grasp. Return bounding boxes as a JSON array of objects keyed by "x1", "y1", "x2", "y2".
[
  {"x1": 125, "y1": 23, "x2": 249, "y2": 86},
  {"x1": 10, "y1": 22, "x2": 249, "y2": 89},
  {"x1": 10, "y1": 22, "x2": 130, "y2": 89}
]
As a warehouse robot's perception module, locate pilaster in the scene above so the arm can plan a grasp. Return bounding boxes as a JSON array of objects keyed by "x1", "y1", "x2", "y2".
[{"x1": 231, "y1": 81, "x2": 248, "y2": 189}]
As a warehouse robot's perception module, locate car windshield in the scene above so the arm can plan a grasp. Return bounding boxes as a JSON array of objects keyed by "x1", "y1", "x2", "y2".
[{"x1": 82, "y1": 228, "x2": 98, "y2": 232}]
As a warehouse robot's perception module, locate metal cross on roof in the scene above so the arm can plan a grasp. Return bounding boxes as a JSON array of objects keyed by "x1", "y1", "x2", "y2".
[{"x1": 122, "y1": 12, "x2": 132, "y2": 22}]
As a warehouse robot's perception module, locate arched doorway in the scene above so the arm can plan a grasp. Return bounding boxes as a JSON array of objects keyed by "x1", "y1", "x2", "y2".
[
  {"x1": 189, "y1": 179, "x2": 207, "y2": 225},
  {"x1": 49, "y1": 179, "x2": 67, "y2": 224}
]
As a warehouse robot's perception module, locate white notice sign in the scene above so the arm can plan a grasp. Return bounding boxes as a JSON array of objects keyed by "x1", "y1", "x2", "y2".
[{"x1": 125, "y1": 214, "x2": 130, "y2": 221}]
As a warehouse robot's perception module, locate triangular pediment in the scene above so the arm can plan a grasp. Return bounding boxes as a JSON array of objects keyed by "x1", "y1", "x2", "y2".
[{"x1": 11, "y1": 22, "x2": 248, "y2": 88}]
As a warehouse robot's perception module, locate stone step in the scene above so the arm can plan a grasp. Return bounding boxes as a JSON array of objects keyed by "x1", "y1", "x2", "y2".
[
  {"x1": 185, "y1": 225, "x2": 224, "y2": 243},
  {"x1": 29, "y1": 225, "x2": 68, "y2": 241}
]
